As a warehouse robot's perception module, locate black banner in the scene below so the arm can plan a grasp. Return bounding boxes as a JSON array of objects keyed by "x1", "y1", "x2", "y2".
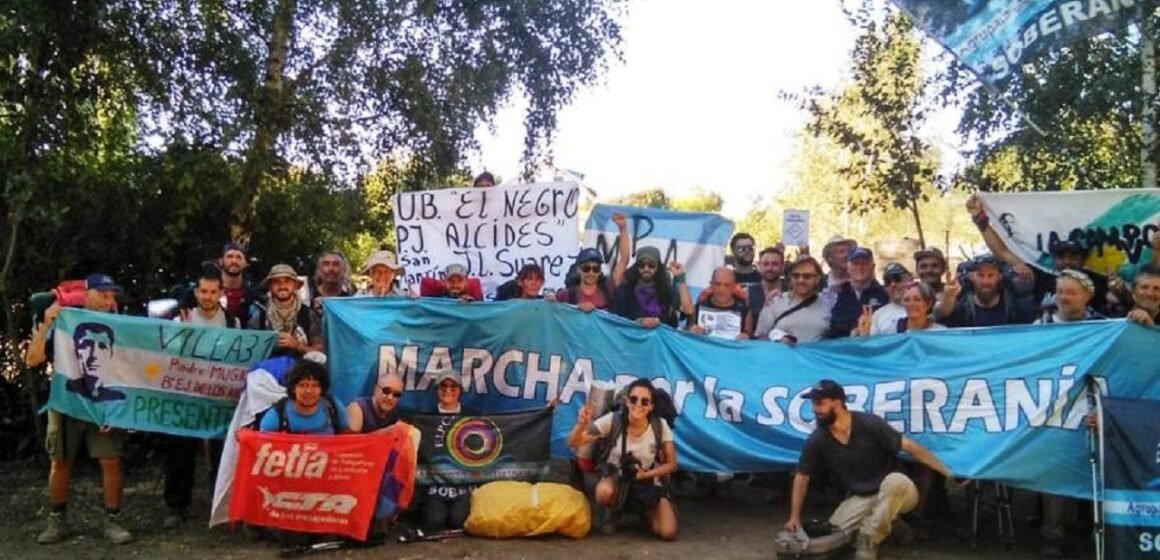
[{"x1": 408, "y1": 408, "x2": 552, "y2": 486}]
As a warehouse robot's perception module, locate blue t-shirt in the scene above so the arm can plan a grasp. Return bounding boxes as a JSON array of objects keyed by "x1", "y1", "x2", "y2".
[{"x1": 259, "y1": 397, "x2": 350, "y2": 435}]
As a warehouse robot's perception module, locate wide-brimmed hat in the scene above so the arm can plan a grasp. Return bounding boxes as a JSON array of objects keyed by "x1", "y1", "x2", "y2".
[
  {"x1": 262, "y1": 264, "x2": 304, "y2": 288},
  {"x1": 362, "y1": 250, "x2": 404, "y2": 274}
]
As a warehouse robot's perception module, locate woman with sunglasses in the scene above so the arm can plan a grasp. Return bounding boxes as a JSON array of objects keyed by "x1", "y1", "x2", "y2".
[
  {"x1": 556, "y1": 213, "x2": 631, "y2": 312},
  {"x1": 345, "y1": 372, "x2": 405, "y2": 433},
  {"x1": 569, "y1": 379, "x2": 678, "y2": 540}
]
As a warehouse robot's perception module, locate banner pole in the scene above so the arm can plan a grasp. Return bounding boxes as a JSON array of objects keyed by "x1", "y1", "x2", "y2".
[{"x1": 1085, "y1": 375, "x2": 1105, "y2": 560}]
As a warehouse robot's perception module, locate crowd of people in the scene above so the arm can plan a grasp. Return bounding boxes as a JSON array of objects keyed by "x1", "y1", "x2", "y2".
[{"x1": 22, "y1": 180, "x2": 1160, "y2": 558}]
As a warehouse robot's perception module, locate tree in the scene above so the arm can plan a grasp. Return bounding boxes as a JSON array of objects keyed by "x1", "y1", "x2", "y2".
[
  {"x1": 670, "y1": 188, "x2": 725, "y2": 213},
  {"x1": 608, "y1": 188, "x2": 671, "y2": 209},
  {"x1": 129, "y1": 0, "x2": 628, "y2": 243},
  {"x1": 797, "y1": 3, "x2": 941, "y2": 247}
]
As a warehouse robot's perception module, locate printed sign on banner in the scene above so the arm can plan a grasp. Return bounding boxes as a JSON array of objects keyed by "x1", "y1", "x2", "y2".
[
  {"x1": 782, "y1": 209, "x2": 810, "y2": 247},
  {"x1": 697, "y1": 309, "x2": 742, "y2": 340},
  {"x1": 324, "y1": 298, "x2": 1160, "y2": 501},
  {"x1": 978, "y1": 190, "x2": 1160, "y2": 277},
  {"x1": 410, "y1": 408, "x2": 553, "y2": 486},
  {"x1": 890, "y1": 1, "x2": 1140, "y2": 86},
  {"x1": 393, "y1": 182, "x2": 581, "y2": 296},
  {"x1": 583, "y1": 204, "x2": 734, "y2": 297},
  {"x1": 48, "y1": 309, "x2": 276, "y2": 438},
  {"x1": 229, "y1": 431, "x2": 393, "y2": 541}
]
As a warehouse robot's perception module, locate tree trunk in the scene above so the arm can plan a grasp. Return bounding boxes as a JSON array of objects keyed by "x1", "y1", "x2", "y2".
[
  {"x1": 909, "y1": 197, "x2": 926, "y2": 249},
  {"x1": 232, "y1": 0, "x2": 296, "y2": 246},
  {"x1": 1143, "y1": 1, "x2": 1158, "y2": 189}
]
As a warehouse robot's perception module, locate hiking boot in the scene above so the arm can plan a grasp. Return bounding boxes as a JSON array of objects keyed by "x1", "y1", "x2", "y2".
[
  {"x1": 163, "y1": 508, "x2": 186, "y2": 529},
  {"x1": 36, "y1": 513, "x2": 68, "y2": 545},
  {"x1": 104, "y1": 516, "x2": 133, "y2": 545},
  {"x1": 599, "y1": 508, "x2": 620, "y2": 535},
  {"x1": 854, "y1": 533, "x2": 878, "y2": 560}
]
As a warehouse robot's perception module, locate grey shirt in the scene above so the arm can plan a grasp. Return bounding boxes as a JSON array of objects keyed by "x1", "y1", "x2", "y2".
[{"x1": 754, "y1": 293, "x2": 831, "y2": 342}]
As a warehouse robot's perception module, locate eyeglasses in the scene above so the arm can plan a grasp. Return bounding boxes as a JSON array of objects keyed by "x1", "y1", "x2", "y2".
[
  {"x1": 438, "y1": 383, "x2": 460, "y2": 391},
  {"x1": 580, "y1": 264, "x2": 601, "y2": 273},
  {"x1": 379, "y1": 387, "x2": 403, "y2": 398},
  {"x1": 637, "y1": 261, "x2": 658, "y2": 270},
  {"x1": 627, "y1": 395, "x2": 652, "y2": 406},
  {"x1": 791, "y1": 273, "x2": 819, "y2": 279}
]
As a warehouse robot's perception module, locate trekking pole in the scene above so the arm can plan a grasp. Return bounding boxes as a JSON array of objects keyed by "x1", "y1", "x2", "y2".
[{"x1": 1085, "y1": 375, "x2": 1106, "y2": 560}]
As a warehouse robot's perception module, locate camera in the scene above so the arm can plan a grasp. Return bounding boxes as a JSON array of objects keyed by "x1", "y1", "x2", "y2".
[{"x1": 618, "y1": 454, "x2": 641, "y2": 483}]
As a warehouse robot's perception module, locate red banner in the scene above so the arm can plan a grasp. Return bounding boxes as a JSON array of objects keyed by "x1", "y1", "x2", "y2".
[{"x1": 228, "y1": 430, "x2": 393, "y2": 540}]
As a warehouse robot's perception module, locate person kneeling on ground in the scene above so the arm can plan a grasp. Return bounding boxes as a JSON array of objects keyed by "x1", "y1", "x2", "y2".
[
  {"x1": 417, "y1": 371, "x2": 478, "y2": 533},
  {"x1": 568, "y1": 379, "x2": 678, "y2": 541},
  {"x1": 784, "y1": 380, "x2": 954, "y2": 560}
]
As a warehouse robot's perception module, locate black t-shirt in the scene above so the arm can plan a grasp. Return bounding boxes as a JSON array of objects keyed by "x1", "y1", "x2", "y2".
[
  {"x1": 735, "y1": 269, "x2": 762, "y2": 286},
  {"x1": 945, "y1": 292, "x2": 1034, "y2": 328},
  {"x1": 798, "y1": 411, "x2": 902, "y2": 496}
]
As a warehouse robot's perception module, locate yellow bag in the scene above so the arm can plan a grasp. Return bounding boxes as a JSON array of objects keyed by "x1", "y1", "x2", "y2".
[{"x1": 464, "y1": 481, "x2": 591, "y2": 539}]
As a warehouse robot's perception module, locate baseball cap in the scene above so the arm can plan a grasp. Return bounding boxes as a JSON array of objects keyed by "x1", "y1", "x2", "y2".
[
  {"x1": 882, "y1": 262, "x2": 911, "y2": 282},
  {"x1": 444, "y1": 263, "x2": 467, "y2": 279},
  {"x1": 362, "y1": 250, "x2": 404, "y2": 274},
  {"x1": 433, "y1": 369, "x2": 462, "y2": 389},
  {"x1": 85, "y1": 273, "x2": 121, "y2": 292},
  {"x1": 222, "y1": 242, "x2": 247, "y2": 256},
  {"x1": 1051, "y1": 240, "x2": 1087, "y2": 257},
  {"x1": 576, "y1": 248, "x2": 603, "y2": 265},
  {"x1": 848, "y1": 247, "x2": 874, "y2": 262},
  {"x1": 804, "y1": 379, "x2": 847, "y2": 401}
]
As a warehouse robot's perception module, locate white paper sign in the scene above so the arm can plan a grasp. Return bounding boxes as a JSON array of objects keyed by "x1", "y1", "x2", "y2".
[
  {"x1": 782, "y1": 209, "x2": 810, "y2": 247},
  {"x1": 697, "y1": 309, "x2": 742, "y2": 339},
  {"x1": 393, "y1": 182, "x2": 581, "y2": 294}
]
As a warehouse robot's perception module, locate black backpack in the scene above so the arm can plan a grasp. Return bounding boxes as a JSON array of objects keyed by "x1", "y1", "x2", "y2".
[{"x1": 265, "y1": 394, "x2": 341, "y2": 434}]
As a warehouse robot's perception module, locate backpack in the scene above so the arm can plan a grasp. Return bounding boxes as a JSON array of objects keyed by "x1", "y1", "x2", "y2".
[
  {"x1": 266, "y1": 394, "x2": 341, "y2": 434},
  {"x1": 593, "y1": 386, "x2": 678, "y2": 471}
]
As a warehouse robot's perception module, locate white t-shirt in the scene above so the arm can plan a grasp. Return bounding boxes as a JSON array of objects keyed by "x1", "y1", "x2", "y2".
[
  {"x1": 177, "y1": 308, "x2": 229, "y2": 328},
  {"x1": 590, "y1": 413, "x2": 673, "y2": 482},
  {"x1": 869, "y1": 303, "x2": 906, "y2": 336}
]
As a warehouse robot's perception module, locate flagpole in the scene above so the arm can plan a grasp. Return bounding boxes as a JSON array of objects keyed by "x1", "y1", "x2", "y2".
[{"x1": 1085, "y1": 375, "x2": 1105, "y2": 560}]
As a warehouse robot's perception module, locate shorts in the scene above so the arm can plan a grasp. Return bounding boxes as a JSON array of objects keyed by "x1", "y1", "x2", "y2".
[
  {"x1": 623, "y1": 481, "x2": 672, "y2": 513},
  {"x1": 45, "y1": 410, "x2": 123, "y2": 462}
]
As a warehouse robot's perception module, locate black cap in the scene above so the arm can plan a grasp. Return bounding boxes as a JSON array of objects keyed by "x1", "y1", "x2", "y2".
[
  {"x1": 971, "y1": 254, "x2": 1001, "y2": 271},
  {"x1": 805, "y1": 379, "x2": 846, "y2": 401},
  {"x1": 883, "y1": 262, "x2": 910, "y2": 280},
  {"x1": 1051, "y1": 240, "x2": 1087, "y2": 257}
]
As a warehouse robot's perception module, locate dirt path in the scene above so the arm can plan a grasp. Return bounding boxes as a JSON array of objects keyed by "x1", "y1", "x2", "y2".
[{"x1": 0, "y1": 460, "x2": 1094, "y2": 559}]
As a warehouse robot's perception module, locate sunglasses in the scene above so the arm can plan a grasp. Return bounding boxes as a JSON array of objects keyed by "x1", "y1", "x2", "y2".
[
  {"x1": 734, "y1": 244, "x2": 755, "y2": 252},
  {"x1": 379, "y1": 387, "x2": 403, "y2": 398},
  {"x1": 627, "y1": 395, "x2": 652, "y2": 406},
  {"x1": 637, "y1": 261, "x2": 658, "y2": 270},
  {"x1": 580, "y1": 264, "x2": 601, "y2": 273}
]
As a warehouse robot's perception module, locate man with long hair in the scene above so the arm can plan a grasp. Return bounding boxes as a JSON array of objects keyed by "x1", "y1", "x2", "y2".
[{"x1": 611, "y1": 246, "x2": 693, "y2": 329}]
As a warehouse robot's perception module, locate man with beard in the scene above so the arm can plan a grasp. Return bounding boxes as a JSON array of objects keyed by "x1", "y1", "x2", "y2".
[
  {"x1": 611, "y1": 246, "x2": 693, "y2": 329},
  {"x1": 689, "y1": 267, "x2": 750, "y2": 340},
  {"x1": 912, "y1": 248, "x2": 947, "y2": 297},
  {"x1": 965, "y1": 195, "x2": 1107, "y2": 314},
  {"x1": 937, "y1": 255, "x2": 1034, "y2": 328},
  {"x1": 745, "y1": 247, "x2": 787, "y2": 335},
  {"x1": 164, "y1": 269, "x2": 238, "y2": 528},
  {"x1": 218, "y1": 243, "x2": 261, "y2": 326},
  {"x1": 1124, "y1": 265, "x2": 1160, "y2": 326},
  {"x1": 248, "y1": 264, "x2": 319, "y2": 357},
  {"x1": 784, "y1": 380, "x2": 952, "y2": 560},
  {"x1": 729, "y1": 233, "x2": 761, "y2": 285},
  {"x1": 830, "y1": 248, "x2": 889, "y2": 338}
]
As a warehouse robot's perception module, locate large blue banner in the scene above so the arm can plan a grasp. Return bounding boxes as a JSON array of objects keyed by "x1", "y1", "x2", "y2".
[
  {"x1": 891, "y1": 1, "x2": 1141, "y2": 86},
  {"x1": 324, "y1": 298, "x2": 1160, "y2": 500}
]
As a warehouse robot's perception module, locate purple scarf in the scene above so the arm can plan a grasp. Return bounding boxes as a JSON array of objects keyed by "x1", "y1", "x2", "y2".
[{"x1": 634, "y1": 283, "x2": 663, "y2": 317}]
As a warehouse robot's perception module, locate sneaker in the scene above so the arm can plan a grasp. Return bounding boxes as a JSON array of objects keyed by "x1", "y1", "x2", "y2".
[
  {"x1": 163, "y1": 508, "x2": 186, "y2": 529},
  {"x1": 104, "y1": 516, "x2": 133, "y2": 545},
  {"x1": 599, "y1": 508, "x2": 620, "y2": 535},
  {"x1": 854, "y1": 533, "x2": 878, "y2": 560},
  {"x1": 36, "y1": 514, "x2": 68, "y2": 545}
]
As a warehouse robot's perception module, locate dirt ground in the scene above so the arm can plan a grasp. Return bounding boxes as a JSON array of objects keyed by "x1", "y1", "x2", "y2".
[{"x1": 0, "y1": 458, "x2": 1096, "y2": 560}]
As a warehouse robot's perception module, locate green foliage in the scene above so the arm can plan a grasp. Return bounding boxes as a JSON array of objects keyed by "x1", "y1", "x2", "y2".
[
  {"x1": 608, "y1": 188, "x2": 671, "y2": 209},
  {"x1": 607, "y1": 187, "x2": 725, "y2": 213}
]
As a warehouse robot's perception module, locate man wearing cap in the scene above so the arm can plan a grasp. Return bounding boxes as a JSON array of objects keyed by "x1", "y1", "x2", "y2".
[
  {"x1": 25, "y1": 274, "x2": 133, "y2": 545},
  {"x1": 830, "y1": 248, "x2": 889, "y2": 338},
  {"x1": 248, "y1": 264, "x2": 318, "y2": 357},
  {"x1": 863, "y1": 263, "x2": 913, "y2": 336},
  {"x1": 729, "y1": 232, "x2": 762, "y2": 285},
  {"x1": 436, "y1": 263, "x2": 475, "y2": 301},
  {"x1": 937, "y1": 255, "x2": 1034, "y2": 328},
  {"x1": 755, "y1": 256, "x2": 831, "y2": 344},
  {"x1": 965, "y1": 195, "x2": 1108, "y2": 314},
  {"x1": 912, "y1": 248, "x2": 947, "y2": 296},
  {"x1": 785, "y1": 380, "x2": 952, "y2": 560},
  {"x1": 218, "y1": 242, "x2": 262, "y2": 326},
  {"x1": 359, "y1": 250, "x2": 409, "y2": 297},
  {"x1": 821, "y1": 236, "x2": 857, "y2": 290},
  {"x1": 611, "y1": 246, "x2": 693, "y2": 329},
  {"x1": 689, "y1": 267, "x2": 751, "y2": 340}
]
